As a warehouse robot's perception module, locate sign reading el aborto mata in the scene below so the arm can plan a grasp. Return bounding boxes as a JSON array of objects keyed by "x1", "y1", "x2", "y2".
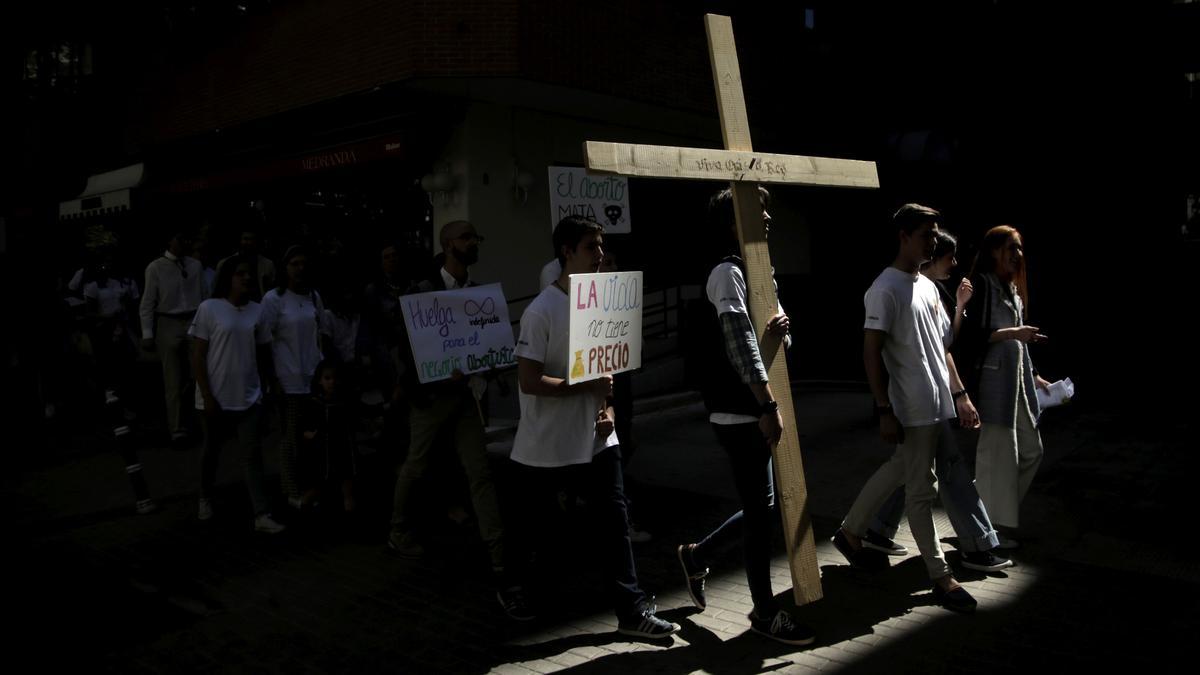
[
  {"x1": 567, "y1": 271, "x2": 643, "y2": 384},
  {"x1": 581, "y1": 15, "x2": 881, "y2": 605},
  {"x1": 549, "y1": 166, "x2": 631, "y2": 234},
  {"x1": 402, "y1": 284, "x2": 517, "y2": 384}
]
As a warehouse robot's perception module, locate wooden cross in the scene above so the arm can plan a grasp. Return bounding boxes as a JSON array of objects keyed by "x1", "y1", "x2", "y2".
[{"x1": 585, "y1": 14, "x2": 879, "y2": 605}]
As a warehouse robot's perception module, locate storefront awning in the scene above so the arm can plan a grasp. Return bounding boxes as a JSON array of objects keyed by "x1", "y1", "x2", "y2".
[{"x1": 58, "y1": 163, "x2": 145, "y2": 220}]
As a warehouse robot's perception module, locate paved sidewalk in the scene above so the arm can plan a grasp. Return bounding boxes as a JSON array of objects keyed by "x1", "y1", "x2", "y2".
[{"x1": 8, "y1": 386, "x2": 1195, "y2": 673}]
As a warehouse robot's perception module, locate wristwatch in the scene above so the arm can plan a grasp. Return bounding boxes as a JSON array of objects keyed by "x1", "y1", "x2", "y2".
[{"x1": 760, "y1": 399, "x2": 779, "y2": 415}]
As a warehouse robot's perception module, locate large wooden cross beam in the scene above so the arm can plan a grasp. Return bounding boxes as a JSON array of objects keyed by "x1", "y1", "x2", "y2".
[{"x1": 585, "y1": 14, "x2": 879, "y2": 606}]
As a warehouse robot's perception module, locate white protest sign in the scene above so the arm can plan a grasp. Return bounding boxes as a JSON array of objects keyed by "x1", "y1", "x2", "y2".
[
  {"x1": 567, "y1": 271, "x2": 642, "y2": 384},
  {"x1": 548, "y1": 166, "x2": 631, "y2": 233},
  {"x1": 402, "y1": 283, "x2": 517, "y2": 383}
]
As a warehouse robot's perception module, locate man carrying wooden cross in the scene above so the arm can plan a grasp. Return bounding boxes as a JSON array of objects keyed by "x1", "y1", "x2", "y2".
[
  {"x1": 675, "y1": 187, "x2": 816, "y2": 646},
  {"x1": 584, "y1": 14, "x2": 881, "y2": 610}
]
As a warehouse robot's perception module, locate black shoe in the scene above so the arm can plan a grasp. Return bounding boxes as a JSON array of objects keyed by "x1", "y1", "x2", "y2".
[
  {"x1": 961, "y1": 549, "x2": 1014, "y2": 572},
  {"x1": 386, "y1": 531, "x2": 425, "y2": 559},
  {"x1": 832, "y1": 529, "x2": 889, "y2": 570},
  {"x1": 932, "y1": 582, "x2": 977, "y2": 613},
  {"x1": 831, "y1": 529, "x2": 858, "y2": 565},
  {"x1": 497, "y1": 586, "x2": 536, "y2": 621},
  {"x1": 749, "y1": 609, "x2": 816, "y2": 646},
  {"x1": 676, "y1": 544, "x2": 708, "y2": 610},
  {"x1": 617, "y1": 600, "x2": 680, "y2": 639},
  {"x1": 863, "y1": 529, "x2": 909, "y2": 556}
]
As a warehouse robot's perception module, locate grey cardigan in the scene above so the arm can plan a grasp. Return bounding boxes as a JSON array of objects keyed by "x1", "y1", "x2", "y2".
[{"x1": 971, "y1": 273, "x2": 1041, "y2": 428}]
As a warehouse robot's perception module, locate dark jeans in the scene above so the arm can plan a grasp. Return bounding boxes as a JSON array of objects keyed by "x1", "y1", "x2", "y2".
[
  {"x1": 199, "y1": 405, "x2": 269, "y2": 516},
  {"x1": 693, "y1": 422, "x2": 779, "y2": 617},
  {"x1": 510, "y1": 446, "x2": 647, "y2": 619}
]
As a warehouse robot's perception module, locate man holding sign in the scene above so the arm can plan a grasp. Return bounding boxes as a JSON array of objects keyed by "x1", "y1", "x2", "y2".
[
  {"x1": 387, "y1": 221, "x2": 530, "y2": 622},
  {"x1": 510, "y1": 216, "x2": 678, "y2": 639}
]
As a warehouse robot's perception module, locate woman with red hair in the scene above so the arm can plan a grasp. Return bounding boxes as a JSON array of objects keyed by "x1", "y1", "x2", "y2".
[{"x1": 960, "y1": 226, "x2": 1053, "y2": 547}]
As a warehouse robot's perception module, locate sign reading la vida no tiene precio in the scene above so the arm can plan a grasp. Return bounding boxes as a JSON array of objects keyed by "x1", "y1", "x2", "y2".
[
  {"x1": 548, "y1": 166, "x2": 631, "y2": 234},
  {"x1": 567, "y1": 271, "x2": 643, "y2": 384},
  {"x1": 402, "y1": 284, "x2": 517, "y2": 384}
]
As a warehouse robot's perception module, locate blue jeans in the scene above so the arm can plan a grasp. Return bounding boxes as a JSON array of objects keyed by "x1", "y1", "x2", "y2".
[
  {"x1": 870, "y1": 422, "x2": 998, "y2": 553},
  {"x1": 692, "y1": 422, "x2": 780, "y2": 617}
]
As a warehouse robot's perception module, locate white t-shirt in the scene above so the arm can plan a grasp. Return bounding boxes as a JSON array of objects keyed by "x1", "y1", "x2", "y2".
[
  {"x1": 538, "y1": 259, "x2": 562, "y2": 291},
  {"x1": 322, "y1": 309, "x2": 359, "y2": 363},
  {"x1": 84, "y1": 278, "x2": 140, "y2": 318},
  {"x1": 188, "y1": 298, "x2": 271, "y2": 411},
  {"x1": 260, "y1": 289, "x2": 326, "y2": 394},
  {"x1": 511, "y1": 285, "x2": 618, "y2": 467},
  {"x1": 863, "y1": 267, "x2": 954, "y2": 427},
  {"x1": 705, "y1": 261, "x2": 787, "y2": 425}
]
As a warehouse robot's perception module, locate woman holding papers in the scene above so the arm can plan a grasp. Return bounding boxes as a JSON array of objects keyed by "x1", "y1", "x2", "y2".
[{"x1": 960, "y1": 226, "x2": 1053, "y2": 546}]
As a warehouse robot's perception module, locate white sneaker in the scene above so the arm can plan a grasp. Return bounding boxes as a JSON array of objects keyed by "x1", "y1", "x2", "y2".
[
  {"x1": 136, "y1": 499, "x2": 158, "y2": 515},
  {"x1": 197, "y1": 498, "x2": 214, "y2": 521},
  {"x1": 254, "y1": 513, "x2": 286, "y2": 534}
]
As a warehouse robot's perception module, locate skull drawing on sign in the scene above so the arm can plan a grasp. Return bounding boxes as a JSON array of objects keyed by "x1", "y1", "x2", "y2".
[{"x1": 604, "y1": 204, "x2": 623, "y2": 227}]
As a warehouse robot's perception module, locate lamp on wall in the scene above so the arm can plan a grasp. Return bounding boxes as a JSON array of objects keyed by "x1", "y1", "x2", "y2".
[
  {"x1": 420, "y1": 163, "x2": 457, "y2": 205},
  {"x1": 512, "y1": 162, "x2": 535, "y2": 205}
]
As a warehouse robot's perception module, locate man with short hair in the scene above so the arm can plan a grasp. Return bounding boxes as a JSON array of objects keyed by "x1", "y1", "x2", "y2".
[
  {"x1": 832, "y1": 203, "x2": 982, "y2": 613},
  {"x1": 386, "y1": 221, "x2": 529, "y2": 620},
  {"x1": 140, "y1": 228, "x2": 207, "y2": 445},
  {"x1": 510, "y1": 215, "x2": 678, "y2": 639},
  {"x1": 675, "y1": 187, "x2": 816, "y2": 646}
]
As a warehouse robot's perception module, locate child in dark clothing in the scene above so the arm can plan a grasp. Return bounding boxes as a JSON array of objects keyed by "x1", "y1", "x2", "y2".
[{"x1": 303, "y1": 360, "x2": 358, "y2": 513}]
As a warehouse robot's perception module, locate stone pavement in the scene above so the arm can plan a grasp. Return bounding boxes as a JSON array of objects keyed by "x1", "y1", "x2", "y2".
[{"x1": 7, "y1": 386, "x2": 1196, "y2": 673}]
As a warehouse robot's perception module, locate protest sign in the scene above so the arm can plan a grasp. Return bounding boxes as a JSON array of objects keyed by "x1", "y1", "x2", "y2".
[
  {"x1": 567, "y1": 271, "x2": 642, "y2": 384},
  {"x1": 403, "y1": 283, "x2": 516, "y2": 383}
]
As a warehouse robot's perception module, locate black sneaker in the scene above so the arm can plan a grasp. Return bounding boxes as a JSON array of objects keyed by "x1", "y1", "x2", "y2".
[
  {"x1": 617, "y1": 602, "x2": 680, "y2": 639},
  {"x1": 932, "y1": 582, "x2": 977, "y2": 613},
  {"x1": 749, "y1": 609, "x2": 816, "y2": 646},
  {"x1": 831, "y1": 529, "x2": 858, "y2": 565},
  {"x1": 961, "y1": 549, "x2": 1014, "y2": 572},
  {"x1": 386, "y1": 531, "x2": 425, "y2": 559},
  {"x1": 862, "y1": 529, "x2": 909, "y2": 556},
  {"x1": 676, "y1": 544, "x2": 708, "y2": 610},
  {"x1": 832, "y1": 529, "x2": 889, "y2": 570},
  {"x1": 497, "y1": 586, "x2": 536, "y2": 622}
]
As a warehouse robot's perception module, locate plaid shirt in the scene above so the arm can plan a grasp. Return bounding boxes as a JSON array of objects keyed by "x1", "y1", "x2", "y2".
[{"x1": 718, "y1": 311, "x2": 769, "y2": 385}]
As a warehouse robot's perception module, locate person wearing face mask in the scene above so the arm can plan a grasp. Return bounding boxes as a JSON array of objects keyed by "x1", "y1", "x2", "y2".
[{"x1": 959, "y1": 225, "x2": 1052, "y2": 548}]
